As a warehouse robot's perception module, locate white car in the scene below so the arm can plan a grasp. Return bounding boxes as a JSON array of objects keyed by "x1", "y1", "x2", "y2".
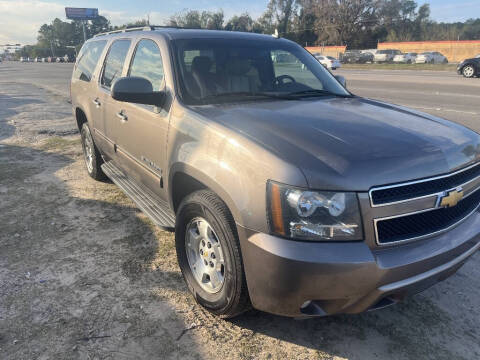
[
  {"x1": 393, "y1": 52, "x2": 417, "y2": 63},
  {"x1": 314, "y1": 54, "x2": 341, "y2": 70},
  {"x1": 415, "y1": 51, "x2": 448, "y2": 64},
  {"x1": 374, "y1": 49, "x2": 401, "y2": 63}
]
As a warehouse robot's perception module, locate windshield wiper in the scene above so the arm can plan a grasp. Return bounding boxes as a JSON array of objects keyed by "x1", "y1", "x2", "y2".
[
  {"x1": 287, "y1": 89, "x2": 352, "y2": 98},
  {"x1": 201, "y1": 91, "x2": 295, "y2": 102}
]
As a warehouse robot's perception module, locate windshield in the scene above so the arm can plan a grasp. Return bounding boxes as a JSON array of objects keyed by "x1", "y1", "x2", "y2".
[{"x1": 172, "y1": 38, "x2": 350, "y2": 105}]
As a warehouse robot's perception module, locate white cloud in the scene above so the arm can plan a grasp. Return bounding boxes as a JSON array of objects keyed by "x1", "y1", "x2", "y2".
[
  {"x1": 0, "y1": 1, "x2": 65, "y2": 44},
  {"x1": 0, "y1": 1, "x2": 170, "y2": 45}
]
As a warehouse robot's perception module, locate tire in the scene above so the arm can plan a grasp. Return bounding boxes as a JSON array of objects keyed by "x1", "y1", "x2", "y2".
[
  {"x1": 462, "y1": 65, "x2": 475, "y2": 78},
  {"x1": 80, "y1": 122, "x2": 106, "y2": 181},
  {"x1": 175, "y1": 190, "x2": 250, "y2": 318}
]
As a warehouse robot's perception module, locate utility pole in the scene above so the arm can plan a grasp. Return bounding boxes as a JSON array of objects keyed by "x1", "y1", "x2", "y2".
[{"x1": 82, "y1": 21, "x2": 87, "y2": 42}]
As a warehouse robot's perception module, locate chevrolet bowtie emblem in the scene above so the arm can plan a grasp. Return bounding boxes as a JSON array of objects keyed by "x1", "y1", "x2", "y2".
[{"x1": 438, "y1": 187, "x2": 464, "y2": 208}]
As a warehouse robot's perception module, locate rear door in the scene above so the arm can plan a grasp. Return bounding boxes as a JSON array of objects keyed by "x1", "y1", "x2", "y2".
[
  {"x1": 110, "y1": 38, "x2": 170, "y2": 199},
  {"x1": 98, "y1": 39, "x2": 132, "y2": 160},
  {"x1": 70, "y1": 40, "x2": 107, "y2": 146}
]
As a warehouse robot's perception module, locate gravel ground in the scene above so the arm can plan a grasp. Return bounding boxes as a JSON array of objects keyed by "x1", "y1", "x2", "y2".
[{"x1": 0, "y1": 62, "x2": 479, "y2": 360}]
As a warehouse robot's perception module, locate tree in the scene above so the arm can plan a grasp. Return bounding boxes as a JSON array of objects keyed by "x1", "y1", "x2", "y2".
[{"x1": 225, "y1": 13, "x2": 255, "y2": 32}]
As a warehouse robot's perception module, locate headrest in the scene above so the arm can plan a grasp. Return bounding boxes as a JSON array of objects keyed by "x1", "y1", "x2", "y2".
[
  {"x1": 191, "y1": 56, "x2": 212, "y2": 74},
  {"x1": 226, "y1": 58, "x2": 251, "y2": 76}
]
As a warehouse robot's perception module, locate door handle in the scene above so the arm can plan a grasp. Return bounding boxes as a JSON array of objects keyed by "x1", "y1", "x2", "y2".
[
  {"x1": 116, "y1": 111, "x2": 128, "y2": 122},
  {"x1": 92, "y1": 98, "x2": 101, "y2": 107}
]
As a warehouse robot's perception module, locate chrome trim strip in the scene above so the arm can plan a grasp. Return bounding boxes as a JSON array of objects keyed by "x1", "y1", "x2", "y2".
[
  {"x1": 374, "y1": 188, "x2": 480, "y2": 246},
  {"x1": 369, "y1": 162, "x2": 480, "y2": 207},
  {"x1": 378, "y1": 241, "x2": 480, "y2": 292}
]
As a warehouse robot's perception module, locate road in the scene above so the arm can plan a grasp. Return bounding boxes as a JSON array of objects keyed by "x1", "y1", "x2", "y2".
[
  {"x1": 1, "y1": 61, "x2": 479, "y2": 360},
  {"x1": 337, "y1": 68, "x2": 480, "y2": 132}
]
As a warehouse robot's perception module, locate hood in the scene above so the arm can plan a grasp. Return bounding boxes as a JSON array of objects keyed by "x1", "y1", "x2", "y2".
[{"x1": 192, "y1": 97, "x2": 480, "y2": 191}]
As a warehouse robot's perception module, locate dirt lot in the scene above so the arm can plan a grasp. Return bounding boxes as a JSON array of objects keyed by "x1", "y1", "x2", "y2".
[{"x1": 0, "y1": 62, "x2": 479, "y2": 360}]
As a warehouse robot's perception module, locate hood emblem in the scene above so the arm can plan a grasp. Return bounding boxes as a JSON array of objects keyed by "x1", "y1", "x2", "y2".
[{"x1": 437, "y1": 187, "x2": 464, "y2": 208}]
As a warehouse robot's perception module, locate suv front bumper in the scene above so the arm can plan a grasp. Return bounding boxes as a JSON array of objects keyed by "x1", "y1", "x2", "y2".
[{"x1": 237, "y1": 210, "x2": 480, "y2": 317}]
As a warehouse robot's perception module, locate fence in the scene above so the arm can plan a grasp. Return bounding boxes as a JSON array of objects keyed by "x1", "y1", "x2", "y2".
[
  {"x1": 378, "y1": 40, "x2": 480, "y2": 62},
  {"x1": 305, "y1": 45, "x2": 346, "y2": 59}
]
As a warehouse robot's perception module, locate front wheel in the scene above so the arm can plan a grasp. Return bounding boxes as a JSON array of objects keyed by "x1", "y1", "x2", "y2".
[
  {"x1": 462, "y1": 65, "x2": 475, "y2": 78},
  {"x1": 175, "y1": 190, "x2": 250, "y2": 318}
]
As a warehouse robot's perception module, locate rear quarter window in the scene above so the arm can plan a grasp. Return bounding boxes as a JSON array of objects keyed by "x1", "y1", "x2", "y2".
[{"x1": 73, "y1": 40, "x2": 107, "y2": 82}]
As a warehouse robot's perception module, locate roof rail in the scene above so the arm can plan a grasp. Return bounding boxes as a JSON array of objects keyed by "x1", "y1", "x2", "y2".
[
  {"x1": 93, "y1": 26, "x2": 155, "y2": 38},
  {"x1": 93, "y1": 25, "x2": 198, "y2": 37}
]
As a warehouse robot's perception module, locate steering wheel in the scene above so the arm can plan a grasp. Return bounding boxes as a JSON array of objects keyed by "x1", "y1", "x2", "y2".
[{"x1": 274, "y1": 75, "x2": 296, "y2": 87}]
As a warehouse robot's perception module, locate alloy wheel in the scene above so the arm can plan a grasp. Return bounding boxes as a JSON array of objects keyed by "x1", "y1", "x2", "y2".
[
  {"x1": 185, "y1": 217, "x2": 225, "y2": 294},
  {"x1": 463, "y1": 65, "x2": 474, "y2": 78}
]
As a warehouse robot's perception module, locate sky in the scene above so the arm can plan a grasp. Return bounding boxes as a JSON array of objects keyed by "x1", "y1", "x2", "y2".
[{"x1": 0, "y1": 0, "x2": 478, "y2": 45}]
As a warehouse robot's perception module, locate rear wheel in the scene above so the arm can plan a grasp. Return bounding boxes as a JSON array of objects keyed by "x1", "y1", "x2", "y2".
[
  {"x1": 175, "y1": 190, "x2": 250, "y2": 318},
  {"x1": 462, "y1": 65, "x2": 475, "y2": 78},
  {"x1": 81, "y1": 123, "x2": 106, "y2": 181}
]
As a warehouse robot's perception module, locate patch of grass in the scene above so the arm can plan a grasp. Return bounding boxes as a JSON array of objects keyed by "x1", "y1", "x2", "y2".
[
  {"x1": 342, "y1": 63, "x2": 457, "y2": 71},
  {"x1": 40, "y1": 136, "x2": 80, "y2": 151}
]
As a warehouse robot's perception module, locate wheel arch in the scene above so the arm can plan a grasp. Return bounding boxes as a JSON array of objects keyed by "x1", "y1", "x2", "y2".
[
  {"x1": 75, "y1": 106, "x2": 88, "y2": 131},
  {"x1": 168, "y1": 163, "x2": 241, "y2": 226}
]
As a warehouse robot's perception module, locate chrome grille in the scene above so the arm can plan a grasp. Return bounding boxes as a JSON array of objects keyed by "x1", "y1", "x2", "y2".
[
  {"x1": 369, "y1": 162, "x2": 480, "y2": 246},
  {"x1": 376, "y1": 188, "x2": 480, "y2": 244},
  {"x1": 370, "y1": 162, "x2": 480, "y2": 206}
]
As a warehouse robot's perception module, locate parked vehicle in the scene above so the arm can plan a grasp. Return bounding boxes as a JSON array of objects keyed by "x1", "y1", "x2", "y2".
[
  {"x1": 457, "y1": 55, "x2": 480, "y2": 78},
  {"x1": 374, "y1": 49, "x2": 401, "y2": 63},
  {"x1": 313, "y1": 54, "x2": 341, "y2": 70},
  {"x1": 340, "y1": 50, "x2": 373, "y2": 64},
  {"x1": 393, "y1": 52, "x2": 417, "y2": 63},
  {"x1": 416, "y1": 51, "x2": 448, "y2": 64},
  {"x1": 71, "y1": 27, "x2": 480, "y2": 318}
]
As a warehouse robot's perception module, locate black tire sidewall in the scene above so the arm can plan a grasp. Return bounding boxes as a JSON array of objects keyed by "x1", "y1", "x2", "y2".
[
  {"x1": 175, "y1": 194, "x2": 240, "y2": 314},
  {"x1": 81, "y1": 123, "x2": 104, "y2": 180}
]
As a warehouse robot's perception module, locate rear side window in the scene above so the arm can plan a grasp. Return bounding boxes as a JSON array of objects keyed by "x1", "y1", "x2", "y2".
[
  {"x1": 128, "y1": 39, "x2": 164, "y2": 91},
  {"x1": 101, "y1": 39, "x2": 131, "y2": 89},
  {"x1": 74, "y1": 40, "x2": 107, "y2": 82}
]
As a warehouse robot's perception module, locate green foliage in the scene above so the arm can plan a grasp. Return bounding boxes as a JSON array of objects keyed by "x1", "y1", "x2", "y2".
[{"x1": 18, "y1": 2, "x2": 480, "y2": 60}]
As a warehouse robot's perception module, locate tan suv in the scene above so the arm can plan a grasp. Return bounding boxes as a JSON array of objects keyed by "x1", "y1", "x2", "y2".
[{"x1": 71, "y1": 26, "x2": 480, "y2": 318}]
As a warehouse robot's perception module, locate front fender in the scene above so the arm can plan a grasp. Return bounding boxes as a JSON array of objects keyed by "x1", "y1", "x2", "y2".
[{"x1": 166, "y1": 104, "x2": 307, "y2": 233}]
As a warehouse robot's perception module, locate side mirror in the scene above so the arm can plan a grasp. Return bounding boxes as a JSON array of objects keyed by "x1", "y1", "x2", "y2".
[
  {"x1": 111, "y1": 76, "x2": 165, "y2": 106},
  {"x1": 334, "y1": 75, "x2": 347, "y2": 88}
]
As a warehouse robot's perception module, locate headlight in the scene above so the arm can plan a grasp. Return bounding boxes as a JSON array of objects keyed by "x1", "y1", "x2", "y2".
[{"x1": 267, "y1": 181, "x2": 363, "y2": 241}]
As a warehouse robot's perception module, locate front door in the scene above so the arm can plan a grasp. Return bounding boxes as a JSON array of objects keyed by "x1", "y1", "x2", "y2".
[{"x1": 108, "y1": 38, "x2": 170, "y2": 200}]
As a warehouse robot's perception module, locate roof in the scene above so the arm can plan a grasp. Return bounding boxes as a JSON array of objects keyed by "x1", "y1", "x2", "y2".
[{"x1": 93, "y1": 26, "x2": 287, "y2": 43}]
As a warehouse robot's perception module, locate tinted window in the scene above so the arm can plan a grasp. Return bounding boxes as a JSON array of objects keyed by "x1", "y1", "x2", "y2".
[
  {"x1": 101, "y1": 40, "x2": 131, "y2": 89},
  {"x1": 129, "y1": 39, "x2": 164, "y2": 91},
  {"x1": 74, "y1": 40, "x2": 107, "y2": 82}
]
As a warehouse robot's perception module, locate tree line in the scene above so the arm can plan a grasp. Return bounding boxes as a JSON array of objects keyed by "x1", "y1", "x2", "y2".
[{"x1": 14, "y1": 0, "x2": 480, "y2": 59}]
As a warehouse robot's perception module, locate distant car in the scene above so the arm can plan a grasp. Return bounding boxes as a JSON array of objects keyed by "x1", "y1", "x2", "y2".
[
  {"x1": 374, "y1": 49, "x2": 401, "y2": 63},
  {"x1": 415, "y1": 52, "x2": 448, "y2": 64},
  {"x1": 56, "y1": 57, "x2": 64, "y2": 63},
  {"x1": 20, "y1": 57, "x2": 27, "y2": 62},
  {"x1": 314, "y1": 54, "x2": 341, "y2": 70},
  {"x1": 340, "y1": 50, "x2": 373, "y2": 64},
  {"x1": 457, "y1": 56, "x2": 480, "y2": 78},
  {"x1": 393, "y1": 52, "x2": 417, "y2": 64}
]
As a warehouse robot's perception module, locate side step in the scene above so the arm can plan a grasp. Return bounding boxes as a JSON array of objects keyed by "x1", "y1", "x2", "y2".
[{"x1": 101, "y1": 161, "x2": 175, "y2": 231}]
